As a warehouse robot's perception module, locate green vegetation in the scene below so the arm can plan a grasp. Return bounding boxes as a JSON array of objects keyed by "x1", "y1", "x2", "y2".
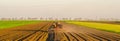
[
  {"x1": 0, "y1": 20, "x2": 40, "y2": 29},
  {"x1": 67, "y1": 21, "x2": 120, "y2": 33}
]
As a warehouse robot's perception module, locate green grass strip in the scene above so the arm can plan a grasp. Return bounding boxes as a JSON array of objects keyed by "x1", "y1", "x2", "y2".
[
  {"x1": 0, "y1": 20, "x2": 41, "y2": 29},
  {"x1": 67, "y1": 21, "x2": 120, "y2": 34}
]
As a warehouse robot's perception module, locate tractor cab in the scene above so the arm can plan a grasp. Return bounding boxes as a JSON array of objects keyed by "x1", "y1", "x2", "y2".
[{"x1": 55, "y1": 22, "x2": 63, "y2": 28}]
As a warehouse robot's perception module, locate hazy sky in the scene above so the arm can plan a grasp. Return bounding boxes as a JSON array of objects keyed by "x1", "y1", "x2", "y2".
[{"x1": 0, "y1": 0, "x2": 120, "y2": 19}]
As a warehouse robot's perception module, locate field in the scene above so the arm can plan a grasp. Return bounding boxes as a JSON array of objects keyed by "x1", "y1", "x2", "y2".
[
  {"x1": 0, "y1": 20, "x2": 40, "y2": 29},
  {"x1": 67, "y1": 21, "x2": 120, "y2": 34},
  {"x1": 0, "y1": 21, "x2": 120, "y2": 41}
]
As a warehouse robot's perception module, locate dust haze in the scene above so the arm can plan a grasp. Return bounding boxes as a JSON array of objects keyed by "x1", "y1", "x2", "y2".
[{"x1": 0, "y1": 0, "x2": 120, "y2": 19}]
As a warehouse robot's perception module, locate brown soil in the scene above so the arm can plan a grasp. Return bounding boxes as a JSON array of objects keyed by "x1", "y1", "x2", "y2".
[{"x1": 0, "y1": 22, "x2": 120, "y2": 41}]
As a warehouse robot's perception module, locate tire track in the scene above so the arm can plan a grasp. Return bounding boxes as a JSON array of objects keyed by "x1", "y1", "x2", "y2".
[
  {"x1": 68, "y1": 32, "x2": 79, "y2": 41},
  {"x1": 17, "y1": 22, "x2": 51, "y2": 41},
  {"x1": 63, "y1": 32, "x2": 70, "y2": 41},
  {"x1": 87, "y1": 33, "x2": 110, "y2": 41},
  {"x1": 73, "y1": 33, "x2": 86, "y2": 41}
]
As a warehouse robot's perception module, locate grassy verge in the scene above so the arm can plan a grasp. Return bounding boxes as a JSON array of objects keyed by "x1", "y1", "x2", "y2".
[
  {"x1": 0, "y1": 20, "x2": 41, "y2": 29},
  {"x1": 67, "y1": 21, "x2": 120, "y2": 34}
]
